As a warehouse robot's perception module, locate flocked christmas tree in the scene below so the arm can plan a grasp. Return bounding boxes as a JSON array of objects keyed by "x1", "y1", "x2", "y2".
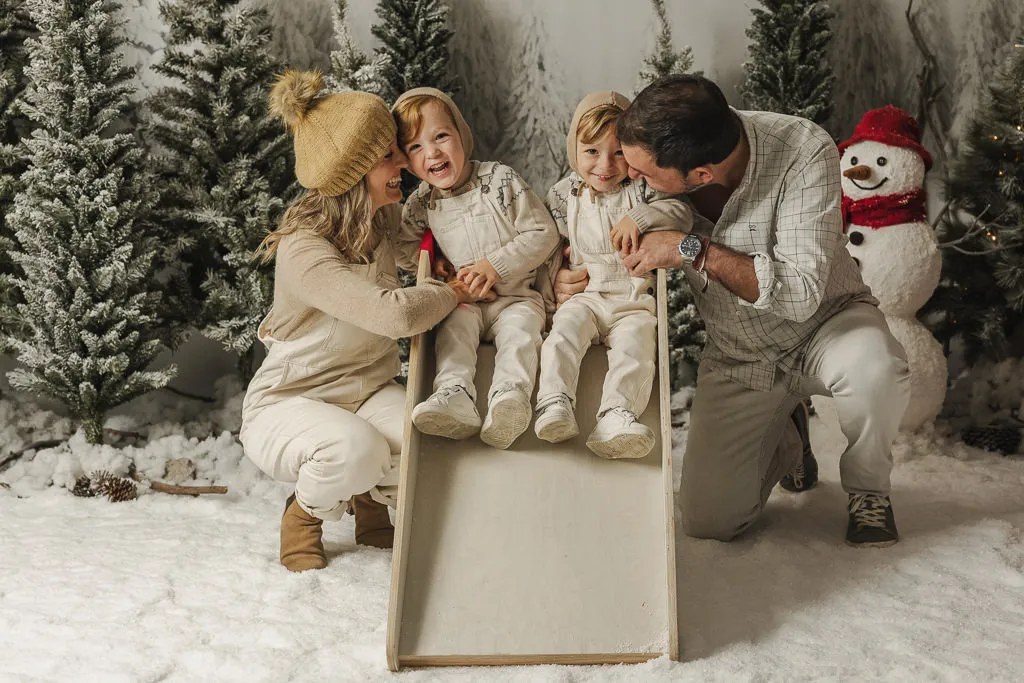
[
  {"x1": 637, "y1": 0, "x2": 705, "y2": 386},
  {"x1": 328, "y1": 0, "x2": 389, "y2": 97},
  {"x1": 0, "y1": 0, "x2": 34, "y2": 349},
  {"x1": 930, "y1": 41, "x2": 1024, "y2": 362},
  {"x1": 637, "y1": 0, "x2": 699, "y2": 91},
  {"x1": 370, "y1": 0, "x2": 457, "y2": 104},
  {"x1": 4, "y1": 0, "x2": 174, "y2": 444},
  {"x1": 146, "y1": 0, "x2": 293, "y2": 379},
  {"x1": 741, "y1": 0, "x2": 835, "y2": 128}
]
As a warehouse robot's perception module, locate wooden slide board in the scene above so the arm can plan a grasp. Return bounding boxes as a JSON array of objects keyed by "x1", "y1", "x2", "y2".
[{"x1": 387, "y1": 251, "x2": 677, "y2": 669}]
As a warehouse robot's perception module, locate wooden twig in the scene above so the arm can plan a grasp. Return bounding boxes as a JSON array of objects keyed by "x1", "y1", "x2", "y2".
[
  {"x1": 149, "y1": 481, "x2": 228, "y2": 496},
  {"x1": 0, "y1": 438, "x2": 64, "y2": 473},
  {"x1": 905, "y1": 0, "x2": 950, "y2": 176},
  {"x1": 162, "y1": 385, "x2": 216, "y2": 403}
]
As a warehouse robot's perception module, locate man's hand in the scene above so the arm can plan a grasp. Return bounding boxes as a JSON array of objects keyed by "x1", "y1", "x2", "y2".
[
  {"x1": 457, "y1": 258, "x2": 499, "y2": 299},
  {"x1": 553, "y1": 244, "x2": 588, "y2": 305},
  {"x1": 433, "y1": 254, "x2": 455, "y2": 281},
  {"x1": 610, "y1": 215, "x2": 641, "y2": 257},
  {"x1": 622, "y1": 231, "x2": 685, "y2": 277}
]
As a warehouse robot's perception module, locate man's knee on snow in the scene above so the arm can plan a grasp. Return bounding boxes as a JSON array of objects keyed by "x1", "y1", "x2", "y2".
[{"x1": 680, "y1": 504, "x2": 753, "y2": 541}]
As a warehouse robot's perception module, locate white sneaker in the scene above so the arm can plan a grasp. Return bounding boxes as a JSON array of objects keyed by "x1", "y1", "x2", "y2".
[
  {"x1": 480, "y1": 387, "x2": 532, "y2": 449},
  {"x1": 412, "y1": 385, "x2": 481, "y2": 440},
  {"x1": 534, "y1": 394, "x2": 579, "y2": 443},
  {"x1": 586, "y1": 408, "x2": 655, "y2": 460}
]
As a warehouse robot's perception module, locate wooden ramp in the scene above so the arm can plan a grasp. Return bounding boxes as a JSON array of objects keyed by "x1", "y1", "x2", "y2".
[{"x1": 387, "y1": 252, "x2": 677, "y2": 669}]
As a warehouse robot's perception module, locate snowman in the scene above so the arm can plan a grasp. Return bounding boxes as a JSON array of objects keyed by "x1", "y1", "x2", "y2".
[{"x1": 835, "y1": 105, "x2": 947, "y2": 430}]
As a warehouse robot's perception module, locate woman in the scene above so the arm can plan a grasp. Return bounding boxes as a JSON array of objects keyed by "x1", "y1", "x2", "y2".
[{"x1": 240, "y1": 70, "x2": 477, "y2": 572}]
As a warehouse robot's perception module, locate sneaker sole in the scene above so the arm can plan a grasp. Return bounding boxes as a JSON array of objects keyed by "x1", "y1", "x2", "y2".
[
  {"x1": 587, "y1": 432, "x2": 655, "y2": 460},
  {"x1": 779, "y1": 480, "x2": 818, "y2": 494},
  {"x1": 480, "y1": 401, "x2": 531, "y2": 449},
  {"x1": 412, "y1": 409, "x2": 480, "y2": 440},
  {"x1": 535, "y1": 418, "x2": 579, "y2": 443},
  {"x1": 845, "y1": 537, "x2": 899, "y2": 549}
]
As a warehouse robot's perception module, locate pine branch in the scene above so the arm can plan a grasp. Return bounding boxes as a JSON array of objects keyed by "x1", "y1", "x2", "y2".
[{"x1": 905, "y1": 0, "x2": 949, "y2": 175}]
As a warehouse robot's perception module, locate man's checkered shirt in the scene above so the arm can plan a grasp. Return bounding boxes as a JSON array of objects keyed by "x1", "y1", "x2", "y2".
[{"x1": 683, "y1": 110, "x2": 876, "y2": 392}]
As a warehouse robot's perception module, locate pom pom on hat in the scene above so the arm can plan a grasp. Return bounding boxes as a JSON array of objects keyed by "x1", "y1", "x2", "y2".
[{"x1": 270, "y1": 69, "x2": 396, "y2": 197}]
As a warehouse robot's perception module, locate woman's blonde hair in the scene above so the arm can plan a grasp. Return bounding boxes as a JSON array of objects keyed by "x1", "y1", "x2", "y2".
[
  {"x1": 577, "y1": 104, "x2": 623, "y2": 145},
  {"x1": 254, "y1": 178, "x2": 386, "y2": 265}
]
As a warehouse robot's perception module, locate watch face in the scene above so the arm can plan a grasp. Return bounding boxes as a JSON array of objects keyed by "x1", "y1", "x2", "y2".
[{"x1": 678, "y1": 235, "x2": 702, "y2": 260}]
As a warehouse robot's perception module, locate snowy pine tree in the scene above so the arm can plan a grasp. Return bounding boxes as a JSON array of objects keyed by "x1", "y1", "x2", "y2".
[
  {"x1": 146, "y1": 0, "x2": 293, "y2": 379},
  {"x1": 370, "y1": 0, "x2": 456, "y2": 104},
  {"x1": 637, "y1": 0, "x2": 699, "y2": 91},
  {"x1": 741, "y1": 0, "x2": 835, "y2": 128},
  {"x1": 0, "y1": 0, "x2": 34, "y2": 348},
  {"x1": 637, "y1": 0, "x2": 705, "y2": 387},
  {"x1": 930, "y1": 42, "x2": 1024, "y2": 363},
  {"x1": 265, "y1": 0, "x2": 333, "y2": 72},
  {"x1": 4, "y1": 0, "x2": 174, "y2": 444},
  {"x1": 496, "y1": 14, "x2": 568, "y2": 190},
  {"x1": 327, "y1": 0, "x2": 389, "y2": 97}
]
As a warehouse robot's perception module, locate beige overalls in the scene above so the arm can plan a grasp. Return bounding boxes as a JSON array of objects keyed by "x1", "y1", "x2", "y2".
[
  {"x1": 400, "y1": 161, "x2": 559, "y2": 401},
  {"x1": 240, "y1": 237, "x2": 410, "y2": 521},
  {"x1": 537, "y1": 178, "x2": 667, "y2": 416}
]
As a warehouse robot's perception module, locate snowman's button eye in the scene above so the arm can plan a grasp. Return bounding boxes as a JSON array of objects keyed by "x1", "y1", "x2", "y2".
[
  {"x1": 849, "y1": 231, "x2": 864, "y2": 246},
  {"x1": 877, "y1": 157, "x2": 887, "y2": 166},
  {"x1": 850, "y1": 156, "x2": 859, "y2": 165}
]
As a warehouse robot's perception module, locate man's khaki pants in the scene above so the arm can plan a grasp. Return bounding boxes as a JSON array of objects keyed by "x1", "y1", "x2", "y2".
[{"x1": 681, "y1": 303, "x2": 910, "y2": 540}]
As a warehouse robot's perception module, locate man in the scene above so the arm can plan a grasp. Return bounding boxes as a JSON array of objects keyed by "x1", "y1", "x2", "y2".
[{"x1": 555, "y1": 75, "x2": 910, "y2": 547}]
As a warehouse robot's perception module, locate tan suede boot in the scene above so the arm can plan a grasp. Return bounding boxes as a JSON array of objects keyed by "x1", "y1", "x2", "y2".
[
  {"x1": 352, "y1": 492, "x2": 395, "y2": 549},
  {"x1": 280, "y1": 494, "x2": 327, "y2": 572}
]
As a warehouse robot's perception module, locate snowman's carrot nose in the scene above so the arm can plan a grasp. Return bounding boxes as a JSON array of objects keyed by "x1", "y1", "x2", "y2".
[{"x1": 843, "y1": 165, "x2": 872, "y2": 180}]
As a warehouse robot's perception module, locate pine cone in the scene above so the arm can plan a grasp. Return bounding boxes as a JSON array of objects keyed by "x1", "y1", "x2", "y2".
[
  {"x1": 89, "y1": 470, "x2": 138, "y2": 502},
  {"x1": 72, "y1": 475, "x2": 96, "y2": 498},
  {"x1": 961, "y1": 426, "x2": 1022, "y2": 455}
]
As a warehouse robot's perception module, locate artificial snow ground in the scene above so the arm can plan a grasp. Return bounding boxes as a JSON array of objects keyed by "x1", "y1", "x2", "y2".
[{"x1": 2, "y1": 377, "x2": 1024, "y2": 682}]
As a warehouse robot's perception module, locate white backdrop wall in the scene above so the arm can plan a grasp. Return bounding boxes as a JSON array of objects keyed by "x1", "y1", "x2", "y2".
[{"x1": 3, "y1": 0, "x2": 1023, "y2": 397}]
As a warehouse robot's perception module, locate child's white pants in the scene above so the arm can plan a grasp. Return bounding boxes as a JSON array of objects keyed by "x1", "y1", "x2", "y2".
[
  {"x1": 239, "y1": 383, "x2": 405, "y2": 521},
  {"x1": 537, "y1": 292, "x2": 657, "y2": 416},
  {"x1": 434, "y1": 297, "x2": 545, "y2": 401}
]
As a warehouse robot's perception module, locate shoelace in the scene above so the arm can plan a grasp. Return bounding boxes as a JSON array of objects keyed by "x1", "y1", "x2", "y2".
[
  {"x1": 608, "y1": 407, "x2": 637, "y2": 423},
  {"x1": 538, "y1": 394, "x2": 572, "y2": 413},
  {"x1": 435, "y1": 385, "x2": 463, "y2": 401},
  {"x1": 848, "y1": 494, "x2": 890, "y2": 529},
  {"x1": 788, "y1": 461, "x2": 806, "y2": 488}
]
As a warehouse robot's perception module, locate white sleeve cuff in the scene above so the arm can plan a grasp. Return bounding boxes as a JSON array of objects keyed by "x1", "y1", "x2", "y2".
[{"x1": 740, "y1": 251, "x2": 780, "y2": 309}]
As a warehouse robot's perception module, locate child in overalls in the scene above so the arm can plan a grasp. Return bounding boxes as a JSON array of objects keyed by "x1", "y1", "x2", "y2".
[
  {"x1": 393, "y1": 88, "x2": 559, "y2": 450},
  {"x1": 536, "y1": 91, "x2": 695, "y2": 459}
]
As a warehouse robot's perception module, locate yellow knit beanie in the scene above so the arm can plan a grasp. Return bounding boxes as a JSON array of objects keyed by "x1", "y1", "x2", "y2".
[{"x1": 269, "y1": 70, "x2": 396, "y2": 197}]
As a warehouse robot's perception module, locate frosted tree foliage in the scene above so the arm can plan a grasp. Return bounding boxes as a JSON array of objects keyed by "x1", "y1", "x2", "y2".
[
  {"x1": 497, "y1": 14, "x2": 568, "y2": 190},
  {"x1": 4, "y1": 0, "x2": 173, "y2": 444},
  {"x1": 370, "y1": 0, "x2": 456, "y2": 104},
  {"x1": 0, "y1": 0, "x2": 34, "y2": 347},
  {"x1": 637, "y1": 0, "x2": 699, "y2": 90},
  {"x1": 147, "y1": 0, "x2": 292, "y2": 378},
  {"x1": 327, "y1": 0, "x2": 389, "y2": 97},
  {"x1": 741, "y1": 0, "x2": 835, "y2": 128},
  {"x1": 265, "y1": 0, "x2": 333, "y2": 72}
]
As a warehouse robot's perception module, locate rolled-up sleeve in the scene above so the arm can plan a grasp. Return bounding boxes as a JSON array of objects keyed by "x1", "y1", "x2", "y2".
[{"x1": 740, "y1": 142, "x2": 843, "y2": 322}]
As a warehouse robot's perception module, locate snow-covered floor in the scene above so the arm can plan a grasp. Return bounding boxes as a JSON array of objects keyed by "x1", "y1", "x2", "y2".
[{"x1": 2, "y1": 385, "x2": 1024, "y2": 681}]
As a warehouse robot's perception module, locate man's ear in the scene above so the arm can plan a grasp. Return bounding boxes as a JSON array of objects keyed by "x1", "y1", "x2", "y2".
[{"x1": 690, "y1": 166, "x2": 715, "y2": 186}]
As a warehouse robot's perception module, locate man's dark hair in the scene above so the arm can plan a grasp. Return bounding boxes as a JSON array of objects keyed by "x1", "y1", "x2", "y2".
[{"x1": 618, "y1": 74, "x2": 741, "y2": 175}]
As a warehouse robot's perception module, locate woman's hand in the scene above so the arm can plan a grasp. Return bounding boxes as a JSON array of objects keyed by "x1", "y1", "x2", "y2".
[
  {"x1": 610, "y1": 215, "x2": 641, "y2": 257},
  {"x1": 553, "y1": 245, "x2": 587, "y2": 305},
  {"x1": 457, "y1": 258, "x2": 499, "y2": 299},
  {"x1": 447, "y1": 278, "x2": 497, "y2": 304}
]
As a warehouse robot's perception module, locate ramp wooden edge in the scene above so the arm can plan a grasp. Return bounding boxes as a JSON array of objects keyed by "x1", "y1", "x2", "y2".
[
  {"x1": 398, "y1": 653, "x2": 662, "y2": 667},
  {"x1": 387, "y1": 250, "x2": 432, "y2": 672},
  {"x1": 657, "y1": 268, "x2": 680, "y2": 661}
]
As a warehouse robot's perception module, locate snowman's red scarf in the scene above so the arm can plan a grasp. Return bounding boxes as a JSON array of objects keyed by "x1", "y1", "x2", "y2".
[{"x1": 841, "y1": 189, "x2": 927, "y2": 231}]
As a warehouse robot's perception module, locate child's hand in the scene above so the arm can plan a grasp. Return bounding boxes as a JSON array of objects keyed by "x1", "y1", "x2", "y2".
[
  {"x1": 433, "y1": 254, "x2": 455, "y2": 281},
  {"x1": 610, "y1": 215, "x2": 641, "y2": 257},
  {"x1": 457, "y1": 258, "x2": 499, "y2": 299}
]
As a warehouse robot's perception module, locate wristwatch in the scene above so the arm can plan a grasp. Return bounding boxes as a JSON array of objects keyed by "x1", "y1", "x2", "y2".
[
  {"x1": 677, "y1": 233, "x2": 711, "y2": 292},
  {"x1": 677, "y1": 233, "x2": 704, "y2": 264}
]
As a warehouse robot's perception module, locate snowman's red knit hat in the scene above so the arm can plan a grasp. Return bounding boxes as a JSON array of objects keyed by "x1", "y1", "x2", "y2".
[{"x1": 837, "y1": 105, "x2": 933, "y2": 171}]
